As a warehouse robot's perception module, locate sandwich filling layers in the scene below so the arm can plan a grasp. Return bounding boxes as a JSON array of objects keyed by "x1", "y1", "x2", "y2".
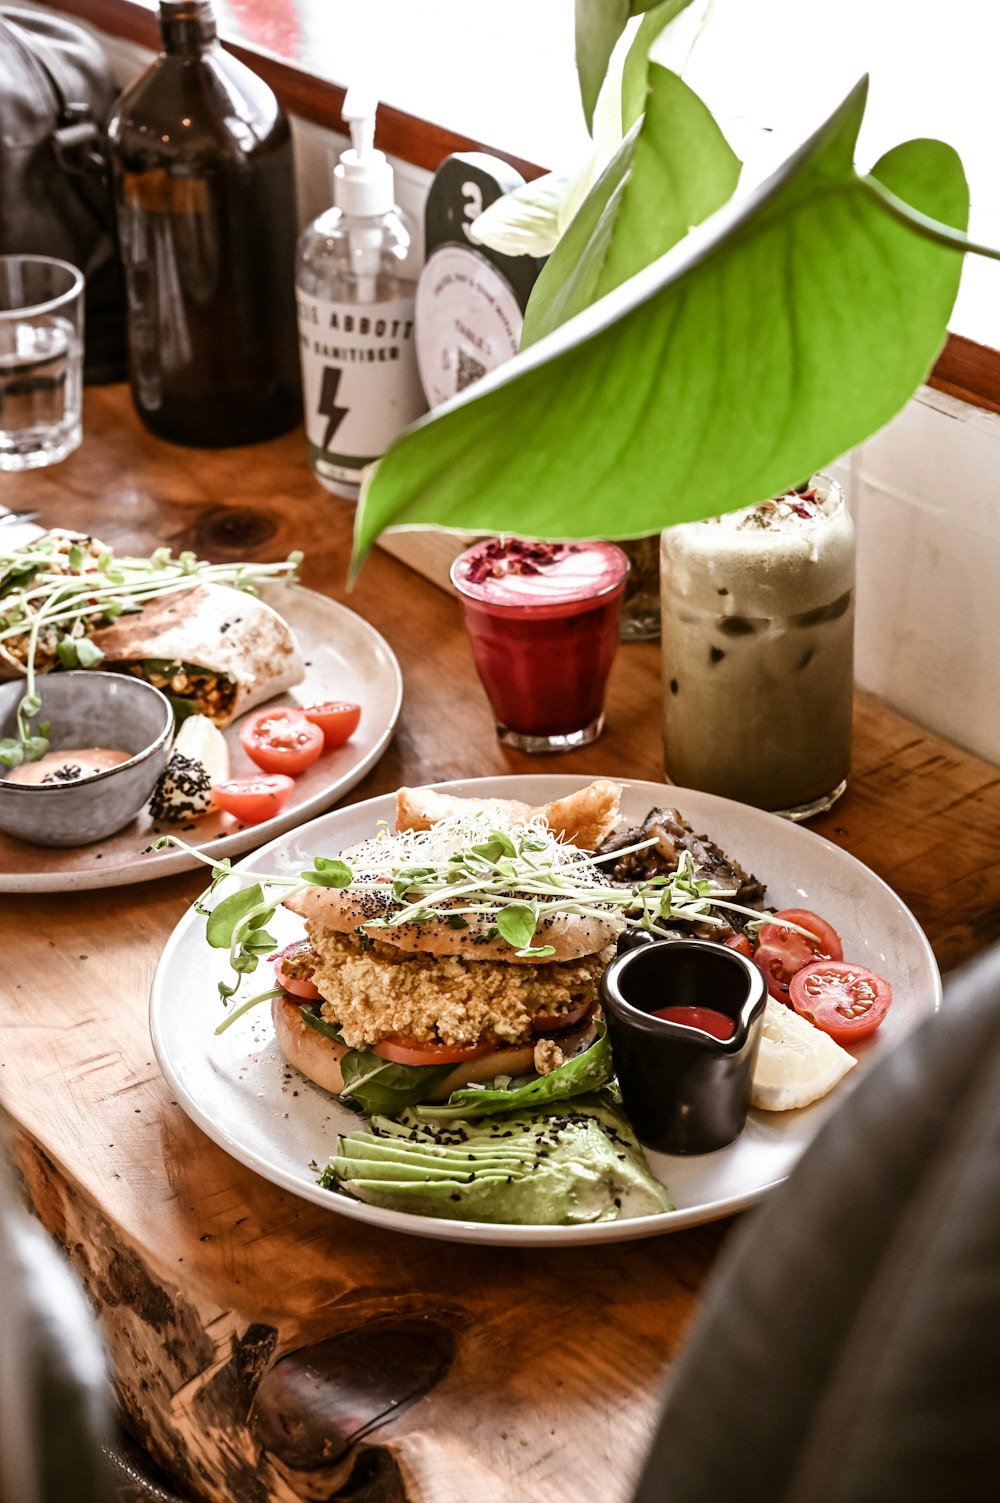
[{"x1": 288, "y1": 928, "x2": 613, "y2": 1050}]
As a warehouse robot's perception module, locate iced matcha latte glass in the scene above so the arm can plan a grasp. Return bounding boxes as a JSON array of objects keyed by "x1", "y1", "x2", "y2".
[{"x1": 659, "y1": 476, "x2": 855, "y2": 819}]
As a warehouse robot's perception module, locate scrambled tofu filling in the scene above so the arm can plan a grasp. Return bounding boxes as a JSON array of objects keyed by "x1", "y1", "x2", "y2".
[
  {"x1": 299, "y1": 927, "x2": 612, "y2": 1050},
  {"x1": 533, "y1": 1038, "x2": 567, "y2": 1075},
  {"x1": 2, "y1": 535, "x2": 110, "y2": 674},
  {"x1": 125, "y1": 660, "x2": 236, "y2": 721}
]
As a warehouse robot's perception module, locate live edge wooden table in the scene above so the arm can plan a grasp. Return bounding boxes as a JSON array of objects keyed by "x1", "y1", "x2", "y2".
[{"x1": 3, "y1": 388, "x2": 1000, "y2": 1503}]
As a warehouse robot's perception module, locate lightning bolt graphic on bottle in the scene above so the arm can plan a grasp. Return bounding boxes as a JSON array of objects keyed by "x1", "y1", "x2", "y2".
[{"x1": 318, "y1": 367, "x2": 349, "y2": 451}]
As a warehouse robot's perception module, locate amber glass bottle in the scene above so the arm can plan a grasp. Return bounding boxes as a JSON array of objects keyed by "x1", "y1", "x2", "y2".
[{"x1": 107, "y1": 1, "x2": 300, "y2": 446}]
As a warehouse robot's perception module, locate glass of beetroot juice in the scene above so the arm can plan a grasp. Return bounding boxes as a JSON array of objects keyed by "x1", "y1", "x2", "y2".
[{"x1": 450, "y1": 537, "x2": 630, "y2": 752}]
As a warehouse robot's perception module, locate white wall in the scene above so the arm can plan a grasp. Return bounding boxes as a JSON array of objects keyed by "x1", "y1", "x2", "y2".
[{"x1": 847, "y1": 392, "x2": 1000, "y2": 764}]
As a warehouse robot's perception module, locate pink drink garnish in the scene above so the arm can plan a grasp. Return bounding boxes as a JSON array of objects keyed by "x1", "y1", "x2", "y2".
[{"x1": 462, "y1": 538, "x2": 578, "y2": 585}]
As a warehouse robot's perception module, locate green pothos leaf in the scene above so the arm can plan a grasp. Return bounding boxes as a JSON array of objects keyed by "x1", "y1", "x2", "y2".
[
  {"x1": 620, "y1": 0, "x2": 697, "y2": 131},
  {"x1": 575, "y1": 0, "x2": 693, "y2": 131},
  {"x1": 522, "y1": 64, "x2": 740, "y2": 346},
  {"x1": 352, "y1": 78, "x2": 967, "y2": 568}
]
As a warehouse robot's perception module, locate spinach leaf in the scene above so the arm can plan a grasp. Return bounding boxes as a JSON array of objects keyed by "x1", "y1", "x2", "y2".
[
  {"x1": 301, "y1": 1011, "x2": 455, "y2": 1115},
  {"x1": 419, "y1": 1022, "x2": 614, "y2": 1121}
]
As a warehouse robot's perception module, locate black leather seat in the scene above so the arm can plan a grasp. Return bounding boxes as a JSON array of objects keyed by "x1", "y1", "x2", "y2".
[{"x1": 633, "y1": 945, "x2": 1000, "y2": 1503}]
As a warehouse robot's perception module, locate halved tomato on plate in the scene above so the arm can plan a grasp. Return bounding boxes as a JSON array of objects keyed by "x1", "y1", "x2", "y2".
[
  {"x1": 789, "y1": 960, "x2": 892, "y2": 1044},
  {"x1": 301, "y1": 701, "x2": 361, "y2": 750},
  {"x1": 753, "y1": 907, "x2": 844, "y2": 1001},
  {"x1": 239, "y1": 706, "x2": 324, "y2": 775},
  {"x1": 211, "y1": 774, "x2": 295, "y2": 824}
]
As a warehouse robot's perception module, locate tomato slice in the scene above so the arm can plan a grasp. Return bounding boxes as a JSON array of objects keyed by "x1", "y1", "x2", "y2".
[
  {"x1": 300, "y1": 701, "x2": 361, "y2": 750},
  {"x1": 761, "y1": 909, "x2": 844, "y2": 960},
  {"x1": 724, "y1": 933, "x2": 753, "y2": 959},
  {"x1": 210, "y1": 774, "x2": 295, "y2": 825},
  {"x1": 753, "y1": 907, "x2": 844, "y2": 1002},
  {"x1": 371, "y1": 1036, "x2": 495, "y2": 1066},
  {"x1": 272, "y1": 939, "x2": 321, "y2": 1000},
  {"x1": 239, "y1": 706, "x2": 324, "y2": 776},
  {"x1": 530, "y1": 999, "x2": 592, "y2": 1033},
  {"x1": 789, "y1": 960, "x2": 892, "y2": 1044}
]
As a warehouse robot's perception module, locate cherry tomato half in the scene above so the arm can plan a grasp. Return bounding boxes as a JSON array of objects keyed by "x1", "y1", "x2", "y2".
[
  {"x1": 789, "y1": 960, "x2": 892, "y2": 1044},
  {"x1": 271, "y1": 939, "x2": 321, "y2": 1000},
  {"x1": 724, "y1": 933, "x2": 753, "y2": 959},
  {"x1": 239, "y1": 706, "x2": 324, "y2": 775},
  {"x1": 210, "y1": 774, "x2": 295, "y2": 825},
  {"x1": 371, "y1": 1036, "x2": 495, "y2": 1066},
  {"x1": 300, "y1": 701, "x2": 362, "y2": 750},
  {"x1": 753, "y1": 908, "x2": 844, "y2": 1002}
]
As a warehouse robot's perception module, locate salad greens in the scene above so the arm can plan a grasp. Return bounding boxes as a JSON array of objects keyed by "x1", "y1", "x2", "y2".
[
  {"x1": 416, "y1": 1020, "x2": 614, "y2": 1122},
  {"x1": 0, "y1": 533, "x2": 301, "y2": 768}
]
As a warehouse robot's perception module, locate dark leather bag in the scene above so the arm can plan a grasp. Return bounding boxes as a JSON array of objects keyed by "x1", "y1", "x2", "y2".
[{"x1": 0, "y1": 7, "x2": 126, "y2": 382}]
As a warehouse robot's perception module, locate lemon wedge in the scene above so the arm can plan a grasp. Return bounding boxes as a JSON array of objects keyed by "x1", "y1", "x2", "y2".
[{"x1": 750, "y1": 998, "x2": 856, "y2": 1111}]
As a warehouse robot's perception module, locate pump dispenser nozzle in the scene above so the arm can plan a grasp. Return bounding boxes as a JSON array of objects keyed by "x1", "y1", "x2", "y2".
[
  {"x1": 334, "y1": 85, "x2": 393, "y2": 217},
  {"x1": 343, "y1": 84, "x2": 378, "y2": 159}
]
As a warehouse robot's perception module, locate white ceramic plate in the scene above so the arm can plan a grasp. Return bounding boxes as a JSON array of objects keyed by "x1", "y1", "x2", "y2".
[
  {"x1": 0, "y1": 583, "x2": 402, "y2": 892},
  {"x1": 150, "y1": 776, "x2": 941, "y2": 1246}
]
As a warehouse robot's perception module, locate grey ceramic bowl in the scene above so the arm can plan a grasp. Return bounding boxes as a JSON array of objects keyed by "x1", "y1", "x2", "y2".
[{"x1": 0, "y1": 671, "x2": 173, "y2": 847}]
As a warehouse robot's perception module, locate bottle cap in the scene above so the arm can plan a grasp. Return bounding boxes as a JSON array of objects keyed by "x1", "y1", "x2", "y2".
[
  {"x1": 334, "y1": 85, "x2": 393, "y2": 217},
  {"x1": 159, "y1": 0, "x2": 216, "y2": 44}
]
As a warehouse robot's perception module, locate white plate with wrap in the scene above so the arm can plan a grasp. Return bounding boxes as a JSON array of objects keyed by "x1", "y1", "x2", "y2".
[
  {"x1": 149, "y1": 775, "x2": 942, "y2": 1246},
  {"x1": 0, "y1": 582, "x2": 402, "y2": 892}
]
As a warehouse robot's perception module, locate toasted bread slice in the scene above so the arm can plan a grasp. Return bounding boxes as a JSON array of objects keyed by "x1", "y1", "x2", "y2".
[{"x1": 394, "y1": 779, "x2": 622, "y2": 852}]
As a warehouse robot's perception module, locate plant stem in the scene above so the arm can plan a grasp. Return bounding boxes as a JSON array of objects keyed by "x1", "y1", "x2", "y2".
[{"x1": 860, "y1": 175, "x2": 1000, "y2": 263}]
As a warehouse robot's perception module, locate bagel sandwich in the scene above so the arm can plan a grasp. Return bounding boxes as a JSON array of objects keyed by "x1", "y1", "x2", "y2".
[{"x1": 271, "y1": 801, "x2": 625, "y2": 1107}]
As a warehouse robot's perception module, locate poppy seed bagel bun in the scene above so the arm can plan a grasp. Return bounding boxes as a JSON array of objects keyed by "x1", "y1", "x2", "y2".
[
  {"x1": 272, "y1": 994, "x2": 542, "y2": 1102},
  {"x1": 272, "y1": 994, "x2": 347, "y2": 1096},
  {"x1": 283, "y1": 884, "x2": 621, "y2": 962}
]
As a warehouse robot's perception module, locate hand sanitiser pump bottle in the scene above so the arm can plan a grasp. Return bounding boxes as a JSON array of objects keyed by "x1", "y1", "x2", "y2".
[{"x1": 295, "y1": 88, "x2": 425, "y2": 498}]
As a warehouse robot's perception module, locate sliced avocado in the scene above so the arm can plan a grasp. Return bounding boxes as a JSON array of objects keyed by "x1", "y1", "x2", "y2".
[
  {"x1": 340, "y1": 1145, "x2": 528, "y2": 1175},
  {"x1": 319, "y1": 1096, "x2": 674, "y2": 1225},
  {"x1": 335, "y1": 1155, "x2": 513, "y2": 1184}
]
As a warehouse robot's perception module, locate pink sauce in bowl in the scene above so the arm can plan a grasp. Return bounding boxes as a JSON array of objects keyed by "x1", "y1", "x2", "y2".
[{"x1": 451, "y1": 538, "x2": 629, "y2": 751}]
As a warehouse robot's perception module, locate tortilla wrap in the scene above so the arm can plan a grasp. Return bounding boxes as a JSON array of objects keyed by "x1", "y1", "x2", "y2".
[{"x1": 89, "y1": 583, "x2": 303, "y2": 726}]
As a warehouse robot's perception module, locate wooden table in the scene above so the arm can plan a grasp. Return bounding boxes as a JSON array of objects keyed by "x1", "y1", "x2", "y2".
[{"x1": 3, "y1": 387, "x2": 1000, "y2": 1503}]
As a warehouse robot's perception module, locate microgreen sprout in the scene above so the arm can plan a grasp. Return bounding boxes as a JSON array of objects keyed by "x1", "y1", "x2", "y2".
[
  {"x1": 154, "y1": 813, "x2": 823, "y2": 1015},
  {"x1": 0, "y1": 533, "x2": 301, "y2": 766}
]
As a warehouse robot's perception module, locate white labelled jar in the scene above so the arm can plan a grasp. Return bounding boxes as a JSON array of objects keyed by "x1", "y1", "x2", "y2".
[{"x1": 659, "y1": 476, "x2": 855, "y2": 817}]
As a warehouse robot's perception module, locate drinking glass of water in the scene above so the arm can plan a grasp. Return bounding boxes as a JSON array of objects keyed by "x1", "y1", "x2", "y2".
[{"x1": 0, "y1": 255, "x2": 84, "y2": 471}]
